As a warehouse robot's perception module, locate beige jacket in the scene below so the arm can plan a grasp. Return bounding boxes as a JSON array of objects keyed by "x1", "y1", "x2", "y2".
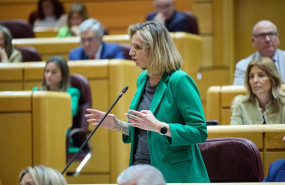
[{"x1": 230, "y1": 95, "x2": 285, "y2": 125}]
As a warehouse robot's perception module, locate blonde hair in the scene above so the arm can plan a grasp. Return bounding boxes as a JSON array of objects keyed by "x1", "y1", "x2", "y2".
[
  {"x1": 244, "y1": 57, "x2": 285, "y2": 115},
  {"x1": 128, "y1": 21, "x2": 182, "y2": 77},
  {"x1": 19, "y1": 165, "x2": 67, "y2": 185}
]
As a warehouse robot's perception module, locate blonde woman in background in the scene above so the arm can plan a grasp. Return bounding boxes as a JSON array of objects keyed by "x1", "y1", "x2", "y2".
[
  {"x1": 19, "y1": 165, "x2": 67, "y2": 185},
  {"x1": 231, "y1": 57, "x2": 285, "y2": 125}
]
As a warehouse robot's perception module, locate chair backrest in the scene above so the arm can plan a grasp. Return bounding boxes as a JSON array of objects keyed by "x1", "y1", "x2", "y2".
[
  {"x1": 182, "y1": 11, "x2": 199, "y2": 34},
  {"x1": 118, "y1": 43, "x2": 131, "y2": 60},
  {"x1": 0, "y1": 20, "x2": 35, "y2": 38},
  {"x1": 198, "y1": 138, "x2": 264, "y2": 182},
  {"x1": 28, "y1": 10, "x2": 39, "y2": 27},
  {"x1": 17, "y1": 47, "x2": 42, "y2": 62},
  {"x1": 70, "y1": 74, "x2": 92, "y2": 147}
]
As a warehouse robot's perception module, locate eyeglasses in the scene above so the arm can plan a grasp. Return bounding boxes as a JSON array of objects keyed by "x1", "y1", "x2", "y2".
[
  {"x1": 253, "y1": 32, "x2": 278, "y2": 40},
  {"x1": 81, "y1": 37, "x2": 95, "y2": 43}
]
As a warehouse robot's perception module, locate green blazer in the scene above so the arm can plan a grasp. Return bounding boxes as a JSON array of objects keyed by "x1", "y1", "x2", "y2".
[{"x1": 123, "y1": 70, "x2": 209, "y2": 183}]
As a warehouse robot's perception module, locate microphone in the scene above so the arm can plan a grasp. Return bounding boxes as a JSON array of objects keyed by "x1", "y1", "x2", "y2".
[{"x1": 62, "y1": 86, "x2": 129, "y2": 175}]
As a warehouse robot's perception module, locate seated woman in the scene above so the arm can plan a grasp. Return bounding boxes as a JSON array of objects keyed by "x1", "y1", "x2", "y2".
[
  {"x1": 57, "y1": 2, "x2": 89, "y2": 37},
  {"x1": 34, "y1": 0, "x2": 67, "y2": 29},
  {"x1": 19, "y1": 165, "x2": 67, "y2": 185},
  {"x1": 230, "y1": 57, "x2": 285, "y2": 125},
  {"x1": 0, "y1": 25, "x2": 22, "y2": 63},
  {"x1": 33, "y1": 56, "x2": 80, "y2": 117}
]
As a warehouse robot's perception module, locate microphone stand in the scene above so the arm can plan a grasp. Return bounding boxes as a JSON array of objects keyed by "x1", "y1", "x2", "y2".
[{"x1": 62, "y1": 86, "x2": 129, "y2": 175}]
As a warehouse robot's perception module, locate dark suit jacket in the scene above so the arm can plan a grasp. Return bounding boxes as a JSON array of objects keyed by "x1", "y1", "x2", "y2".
[
  {"x1": 68, "y1": 42, "x2": 124, "y2": 60},
  {"x1": 263, "y1": 159, "x2": 285, "y2": 182},
  {"x1": 146, "y1": 10, "x2": 190, "y2": 33}
]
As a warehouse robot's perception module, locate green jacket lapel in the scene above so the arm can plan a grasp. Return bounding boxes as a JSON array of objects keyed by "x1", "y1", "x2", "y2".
[{"x1": 150, "y1": 73, "x2": 169, "y2": 114}]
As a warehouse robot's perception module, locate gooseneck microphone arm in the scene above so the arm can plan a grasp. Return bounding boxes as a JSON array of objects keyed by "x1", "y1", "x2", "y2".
[{"x1": 62, "y1": 86, "x2": 129, "y2": 175}]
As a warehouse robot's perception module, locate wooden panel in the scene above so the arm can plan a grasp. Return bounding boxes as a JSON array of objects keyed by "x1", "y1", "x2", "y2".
[
  {"x1": 208, "y1": 132, "x2": 263, "y2": 149},
  {"x1": 196, "y1": 67, "x2": 229, "y2": 104},
  {"x1": 33, "y1": 27, "x2": 58, "y2": 38},
  {"x1": 206, "y1": 86, "x2": 220, "y2": 122},
  {"x1": 0, "y1": 64, "x2": 23, "y2": 81},
  {"x1": 192, "y1": 2, "x2": 212, "y2": 34},
  {"x1": 66, "y1": 173, "x2": 110, "y2": 184},
  {"x1": 0, "y1": 91, "x2": 32, "y2": 112},
  {"x1": 265, "y1": 132, "x2": 285, "y2": 149},
  {"x1": 172, "y1": 32, "x2": 203, "y2": 77},
  {"x1": 0, "y1": 113, "x2": 32, "y2": 185},
  {"x1": 200, "y1": 36, "x2": 213, "y2": 66},
  {"x1": 263, "y1": 152, "x2": 285, "y2": 177},
  {"x1": 68, "y1": 61, "x2": 109, "y2": 79},
  {"x1": 25, "y1": 81, "x2": 42, "y2": 90},
  {"x1": 23, "y1": 62, "x2": 45, "y2": 80},
  {"x1": 221, "y1": 109, "x2": 232, "y2": 125},
  {"x1": 0, "y1": 82, "x2": 23, "y2": 91},
  {"x1": 220, "y1": 86, "x2": 247, "y2": 107},
  {"x1": 0, "y1": 4, "x2": 36, "y2": 20},
  {"x1": 207, "y1": 125, "x2": 264, "y2": 149}
]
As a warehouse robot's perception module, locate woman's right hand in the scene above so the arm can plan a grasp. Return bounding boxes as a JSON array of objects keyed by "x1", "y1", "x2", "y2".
[{"x1": 85, "y1": 108, "x2": 117, "y2": 130}]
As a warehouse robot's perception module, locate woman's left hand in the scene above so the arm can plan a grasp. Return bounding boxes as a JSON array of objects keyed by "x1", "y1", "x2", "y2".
[{"x1": 125, "y1": 109, "x2": 163, "y2": 133}]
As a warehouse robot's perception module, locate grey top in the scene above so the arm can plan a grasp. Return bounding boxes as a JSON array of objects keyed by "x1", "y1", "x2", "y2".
[{"x1": 133, "y1": 80, "x2": 157, "y2": 165}]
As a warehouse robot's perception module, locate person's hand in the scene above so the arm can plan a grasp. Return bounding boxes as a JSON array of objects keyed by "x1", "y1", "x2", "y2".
[
  {"x1": 85, "y1": 109, "x2": 117, "y2": 130},
  {"x1": 0, "y1": 47, "x2": 8, "y2": 62},
  {"x1": 70, "y1": 25, "x2": 80, "y2": 36},
  {"x1": 153, "y1": 12, "x2": 165, "y2": 25},
  {"x1": 125, "y1": 109, "x2": 163, "y2": 133}
]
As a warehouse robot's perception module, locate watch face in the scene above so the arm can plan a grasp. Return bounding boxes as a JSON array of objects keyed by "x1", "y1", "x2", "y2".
[{"x1": 160, "y1": 126, "x2": 167, "y2": 134}]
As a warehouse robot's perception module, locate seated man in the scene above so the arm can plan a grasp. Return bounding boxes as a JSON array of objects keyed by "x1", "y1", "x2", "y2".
[
  {"x1": 233, "y1": 20, "x2": 285, "y2": 85},
  {"x1": 263, "y1": 136, "x2": 285, "y2": 182},
  {"x1": 69, "y1": 18, "x2": 124, "y2": 60},
  {"x1": 146, "y1": 0, "x2": 191, "y2": 33}
]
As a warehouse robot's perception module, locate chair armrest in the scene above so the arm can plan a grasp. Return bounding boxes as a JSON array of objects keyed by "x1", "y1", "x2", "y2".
[{"x1": 66, "y1": 128, "x2": 91, "y2": 154}]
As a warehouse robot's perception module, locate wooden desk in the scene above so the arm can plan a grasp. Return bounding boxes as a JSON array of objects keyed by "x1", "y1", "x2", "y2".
[
  {"x1": 0, "y1": 91, "x2": 71, "y2": 185},
  {"x1": 0, "y1": 60, "x2": 139, "y2": 184},
  {"x1": 33, "y1": 27, "x2": 58, "y2": 38}
]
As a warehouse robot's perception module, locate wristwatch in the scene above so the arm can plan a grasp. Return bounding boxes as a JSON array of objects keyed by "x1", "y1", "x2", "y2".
[{"x1": 160, "y1": 123, "x2": 168, "y2": 135}]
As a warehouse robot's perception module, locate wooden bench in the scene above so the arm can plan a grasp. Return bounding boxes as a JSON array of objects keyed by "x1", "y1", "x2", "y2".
[
  {"x1": 207, "y1": 124, "x2": 285, "y2": 176},
  {"x1": 206, "y1": 85, "x2": 285, "y2": 125},
  {"x1": 0, "y1": 91, "x2": 71, "y2": 185}
]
